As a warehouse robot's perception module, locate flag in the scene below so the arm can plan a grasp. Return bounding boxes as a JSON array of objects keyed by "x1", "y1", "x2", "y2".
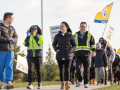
[{"x1": 94, "y1": 2, "x2": 113, "y2": 23}]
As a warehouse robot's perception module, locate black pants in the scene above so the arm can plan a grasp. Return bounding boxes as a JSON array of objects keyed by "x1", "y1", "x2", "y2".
[
  {"x1": 27, "y1": 57, "x2": 42, "y2": 84},
  {"x1": 76, "y1": 57, "x2": 90, "y2": 84},
  {"x1": 113, "y1": 68, "x2": 117, "y2": 82},
  {"x1": 90, "y1": 67, "x2": 95, "y2": 80},
  {"x1": 70, "y1": 60, "x2": 76, "y2": 81},
  {"x1": 57, "y1": 60, "x2": 72, "y2": 82}
]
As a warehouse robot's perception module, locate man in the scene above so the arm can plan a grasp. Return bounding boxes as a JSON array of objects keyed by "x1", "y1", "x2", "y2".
[
  {"x1": 0, "y1": 12, "x2": 18, "y2": 89},
  {"x1": 99, "y1": 37, "x2": 107, "y2": 50},
  {"x1": 74, "y1": 22, "x2": 96, "y2": 88},
  {"x1": 112, "y1": 49, "x2": 120, "y2": 84},
  {"x1": 99, "y1": 37, "x2": 108, "y2": 85}
]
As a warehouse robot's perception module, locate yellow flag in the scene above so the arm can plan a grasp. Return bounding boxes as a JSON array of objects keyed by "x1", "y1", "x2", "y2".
[{"x1": 94, "y1": 2, "x2": 113, "y2": 23}]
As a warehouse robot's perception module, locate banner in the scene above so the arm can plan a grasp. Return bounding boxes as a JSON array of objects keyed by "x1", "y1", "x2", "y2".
[
  {"x1": 50, "y1": 25, "x2": 60, "y2": 42},
  {"x1": 16, "y1": 56, "x2": 28, "y2": 74},
  {"x1": 105, "y1": 25, "x2": 114, "y2": 43},
  {"x1": 94, "y1": 2, "x2": 113, "y2": 23}
]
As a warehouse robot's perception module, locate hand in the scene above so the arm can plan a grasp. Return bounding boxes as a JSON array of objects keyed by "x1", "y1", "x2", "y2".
[
  {"x1": 62, "y1": 58, "x2": 65, "y2": 60},
  {"x1": 72, "y1": 53, "x2": 75, "y2": 57},
  {"x1": 73, "y1": 62, "x2": 76, "y2": 66},
  {"x1": 92, "y1": 51, "x2": 96, "y2": 57},
  {"x1": 56, "y1": 50, "x2": 60, "y2": 52},
  {"x1": 9, "y1": 37, "x2": 13, "y2": 41}
]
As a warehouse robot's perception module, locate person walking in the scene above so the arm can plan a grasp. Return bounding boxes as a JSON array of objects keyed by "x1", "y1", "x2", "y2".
[
  {"x1": 52, "y1": 21, "x2": 76, "y2": 90},
  {"x1": 23, "y1": 25, "x2": 44, "y2": 89},
  {"x1": 94, "y1": 42, "x2": 107, "y2": 85},
  {"x1": 0, "y1": 12, "x2": 18, "y2": 89},
  {"x1": 75, "y1": 22, "x2": 96, "y2": 88}
]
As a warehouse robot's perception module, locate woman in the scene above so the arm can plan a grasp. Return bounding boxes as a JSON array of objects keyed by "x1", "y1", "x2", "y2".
[
  {"x1": 23, "y1": 25, "x2": 44, "y2": 89},
  {"x1": 52, "y1": 21, "x2": 76, "y2": 90}
]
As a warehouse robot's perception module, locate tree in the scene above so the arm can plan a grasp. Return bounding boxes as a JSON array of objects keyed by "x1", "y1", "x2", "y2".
[
  {"x1": 42, "y1": 45, "x2": 59, "y2": 81},
  {"x1": 13, "y1": 44, "x2": 26, "y2": 81}
]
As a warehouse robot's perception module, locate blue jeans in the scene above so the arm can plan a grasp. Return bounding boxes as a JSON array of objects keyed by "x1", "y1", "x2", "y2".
[{"x1": 0, "y1": 51, "x2": 14, "y2": 83}]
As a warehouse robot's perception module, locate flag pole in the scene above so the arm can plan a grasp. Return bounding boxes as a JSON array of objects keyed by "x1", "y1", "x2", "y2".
[
  {"x1": 102, "y1": 2, "x2": 114, "y2": 37},
  {"x1": 41, "y1": 0, "x2": 43, "y2": 64}
]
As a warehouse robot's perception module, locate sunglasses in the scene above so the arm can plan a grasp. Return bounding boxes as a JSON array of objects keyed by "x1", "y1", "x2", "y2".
[
  {"x1": 80, "y1": 26, "x2": 86, "y2": 28},
  {"x1": 31, "y1": 28, "x2": 37, "y2": 30}
]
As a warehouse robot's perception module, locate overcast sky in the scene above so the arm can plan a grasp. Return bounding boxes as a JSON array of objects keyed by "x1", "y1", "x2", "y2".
[{"x1": 0, "y1": 0, "x2": 120, "y2": 62}]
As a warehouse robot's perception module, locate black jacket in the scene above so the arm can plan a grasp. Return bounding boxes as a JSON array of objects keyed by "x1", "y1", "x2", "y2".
[
  {"x1": 75, "y1": 31, "x2": 95, "y2": 57},
  {"x1": 0, "y1": 22, "x2": 18, "y2": 51},
  {"x1": 95, "y1": 49, "x2": 107, "y2": 67},
  {"x1": 112, "y1": 54, "x2": 120, "y2": 68},
  {"x1": 52, "y1": 31, "x2": 76, "y2": 61}
]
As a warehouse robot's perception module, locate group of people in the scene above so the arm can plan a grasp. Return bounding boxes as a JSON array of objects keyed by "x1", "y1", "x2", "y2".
[{"x1": 0, "y1": 12, "x2": 120, "y2": 90}]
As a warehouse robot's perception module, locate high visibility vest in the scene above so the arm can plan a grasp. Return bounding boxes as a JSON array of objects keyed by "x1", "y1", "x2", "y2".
[
  {"x1": 23, "y1": 35, "x2": 43, "y2": 57},
  {"x1": 74, "y1": 32, "x2": 95, "y2": 52}
]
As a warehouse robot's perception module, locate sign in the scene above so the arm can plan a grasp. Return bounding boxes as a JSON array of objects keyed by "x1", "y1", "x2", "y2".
[
  {"x1": 50, "y1": 25, "x2": 60, "y2": 42},
  {"x1": 16, "y1": 56, "x2": 28, "y2": 74},
  {"x1": 105, "y1": 25, "x2": 114, "y2": 43}
]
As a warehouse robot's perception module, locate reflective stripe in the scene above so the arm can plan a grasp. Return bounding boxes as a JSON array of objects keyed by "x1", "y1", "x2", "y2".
[
  {"x1": 75, "y1": 47, "x2": 91, "y2": 51},
  {"x1": 91, "y1": 45, "x2": 96, "y2": 49},
  {"x1": 27, "y1": 46, "x2": 42, "y2": 49},
  {"x1": 75, "y1": 32, "x2": 93, "y2": 52}
]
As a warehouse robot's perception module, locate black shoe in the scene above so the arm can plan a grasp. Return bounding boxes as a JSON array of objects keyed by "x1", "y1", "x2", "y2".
[
  {"x1": 101, "y1": 79, "x2": 104, "y2": 85},
  {"x1": 97, "y1": 81, "x2": 101, "y2": 85}
]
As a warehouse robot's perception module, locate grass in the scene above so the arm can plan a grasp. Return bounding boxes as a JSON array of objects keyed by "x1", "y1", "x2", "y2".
[
  {"x1": 12, "y1": 80, "x2": 61, "y2": 88},
  {"x1": 93, "y1": 85, "x2": 120, "y2": 90}
]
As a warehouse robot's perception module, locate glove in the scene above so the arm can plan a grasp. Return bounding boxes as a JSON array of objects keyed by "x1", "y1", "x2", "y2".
[
  {"x1": 9, "y1": 40, "x2": 14, "y2": 43},
  {"x1": 27, "y1": 31, "x2": 31, "y2": 37},
  {"x1": 33, "y1": 32, "x2": 36, "y2": 36}
]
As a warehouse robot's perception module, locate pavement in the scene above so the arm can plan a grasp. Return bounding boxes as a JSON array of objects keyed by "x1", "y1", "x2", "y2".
[{"x1": 11, "y1": 82, "x2": 111, "y2": 90}]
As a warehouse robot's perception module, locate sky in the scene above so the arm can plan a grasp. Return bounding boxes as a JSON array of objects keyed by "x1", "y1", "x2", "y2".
[{"x1": 0, "y1": 0, "x2": 120, "y2": 62}]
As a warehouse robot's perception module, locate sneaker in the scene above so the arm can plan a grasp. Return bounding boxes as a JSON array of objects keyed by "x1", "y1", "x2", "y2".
[
  {"x1": 84, "y1": 84, "x2": 89, "y2": 88},
  {"x1": 6, "y1": 82, "x2": 14, "y2": 89},
  {"x1": 27, "y1": 84, "x2": 33, "y2": 89},
  {"x1": 69, "y1": 81, "x2": 72, "y2": 85},
  {"x1": 0, "y1": 82, "x2": 6, "y2": 89},
  {"x1": 76, "y1": 82, "x2": 81, "y2": 87},
  {"x1": 38, "y1": 83, "x2": 42, "y2": 89}
]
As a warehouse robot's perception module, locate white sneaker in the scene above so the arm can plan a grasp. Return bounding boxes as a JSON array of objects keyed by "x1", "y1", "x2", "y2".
[
  {"x1": 27, "y1": 84, "x2": 33, "y2": 89},
  {"x1": 0, "y1": 82, "x2": 6, "y2": 89},
  {"x1": 76, "y1": 82, "x2": 81, "y2": 87},
  {"x1": 6, "y1": 82, "x2": 14, "y2": 89},
  {"x1": 38, "y1": 83, "x2": 42, "y2": 89},
  {"x1": 84, "y1": 84, "x2": 89, "y2": 88},
  {"x1": 69, "y1": 81, "x2": 72, "y2": 85}
]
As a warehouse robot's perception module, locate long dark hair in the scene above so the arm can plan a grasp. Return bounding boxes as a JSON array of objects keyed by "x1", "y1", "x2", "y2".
[
  {"x1": 29, "y1": 25, "x2": 42, "y2": 35},
  {"x1": 61, "y1": 21, "x2": 72, "y2": 34}
]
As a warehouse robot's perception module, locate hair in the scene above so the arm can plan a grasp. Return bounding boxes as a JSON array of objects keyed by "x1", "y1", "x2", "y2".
[
  {"x1": 114, "y1": 49, "x2": 116, "y2": 53},
  {"x1": 61, "y1": 21, "x2": 72, "y2": 34},
  {"x1": 3, "y1": 12, "x2": 13, "y2": 20},
  {"x1": 80, "y1": 22, "x2": 87, "y2": 26},
  {"x1": 29, "y1": 25, "x2": 42, "y2": 35}
]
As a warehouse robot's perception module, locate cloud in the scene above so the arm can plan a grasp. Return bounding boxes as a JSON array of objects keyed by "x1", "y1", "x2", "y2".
[{"x1": 50, "y1": 0, "x2": 110, "y2": 19}]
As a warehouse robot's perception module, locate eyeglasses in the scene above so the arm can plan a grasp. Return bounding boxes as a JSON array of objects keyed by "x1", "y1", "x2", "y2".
[
  {"x1": 80, "y1": 26, "x2": 86, "y2": 28},
  {"x1": 31, "y1": 28, "x2": 37, "y2": 30}
]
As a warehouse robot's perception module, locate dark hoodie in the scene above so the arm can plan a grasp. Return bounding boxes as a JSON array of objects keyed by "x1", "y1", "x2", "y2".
[
  {"x1": 0, "y1": 20, "x2": 18, "y2": 51},
  {"x1": 99, "y1": 37, "x2": 106, "y2": 50},
  {"x1": 52, "y1": 31, "x2": 76, "y2": 60}
]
